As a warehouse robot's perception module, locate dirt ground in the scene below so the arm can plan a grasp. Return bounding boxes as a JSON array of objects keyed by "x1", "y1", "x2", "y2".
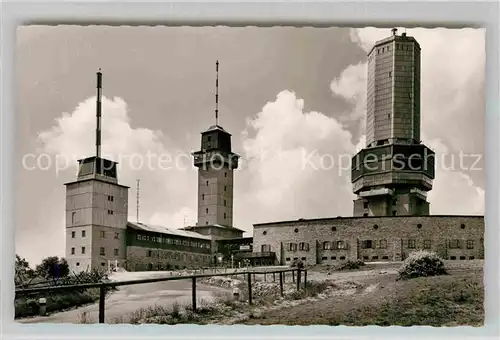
[{"x1": 242, "y1": 261, "x2": 484, "y2": 326}]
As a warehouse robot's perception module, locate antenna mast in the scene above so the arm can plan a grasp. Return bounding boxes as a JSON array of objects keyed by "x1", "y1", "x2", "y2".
[
  {"x1": 96, "y1": 69, "x2": 102, "y2": 158},
  {"x1": 136, "y1": 179, "x2": 140, "y2": 223},
  {"x1": 215, "y1": 60, "x2": 219, "y2": 126}
]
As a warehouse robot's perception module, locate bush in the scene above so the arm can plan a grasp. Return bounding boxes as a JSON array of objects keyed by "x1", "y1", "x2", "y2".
[
  {"x1": 336, "y1": 260, "x2": 365, "y2": 271},
  {"x1": 398, "y1": 250, "x2": 447, "y2": 280}
]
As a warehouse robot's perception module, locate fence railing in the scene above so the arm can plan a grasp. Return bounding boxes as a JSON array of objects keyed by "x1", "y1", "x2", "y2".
[{"x1": 15, "y1": 267, "x2": 308, "y2": 324}]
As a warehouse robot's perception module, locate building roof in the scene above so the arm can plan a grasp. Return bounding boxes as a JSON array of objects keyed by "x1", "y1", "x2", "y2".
[
  {"x1": 202, "y1": 124, "x2": 232, "y2": 136},
  {"x1": 181, "y1": 223, "x2": 245, "y2": 232},
  {"x1": 127, "y1": 222, "x2": 212, "y2": 240},
  {"x1": 253, "y1": 215, "x2": 485, "y2": 227}
]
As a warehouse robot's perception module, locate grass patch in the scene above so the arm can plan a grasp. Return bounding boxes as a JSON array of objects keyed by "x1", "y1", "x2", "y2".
[{"x1": 331, "y1": 273, "x2": 483, "y2": 326}]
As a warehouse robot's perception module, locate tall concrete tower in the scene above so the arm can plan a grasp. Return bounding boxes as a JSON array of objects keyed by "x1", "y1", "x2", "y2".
[
  {"x1": 351, "y1": 28, "x2": 435, "y2": 217},
  {"x1": 65, "y1": 70, "x2": 129, "y2": 273},
  {"x1": 192, "y1": 61, "x2": 240, "y2": 227}
]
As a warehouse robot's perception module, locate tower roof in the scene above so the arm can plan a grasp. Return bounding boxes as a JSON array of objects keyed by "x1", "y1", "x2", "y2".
[{"x1": 202, "y1": 124, "x2": 231, "y2": 136}]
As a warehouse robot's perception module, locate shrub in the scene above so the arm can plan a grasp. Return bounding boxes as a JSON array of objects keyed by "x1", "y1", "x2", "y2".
[
  {"x1": 398, "y1": 250, "x2": 447, "y2": 280},
  {"x1": 336, "y1": 260, "x2": 365, "y2": 271}
]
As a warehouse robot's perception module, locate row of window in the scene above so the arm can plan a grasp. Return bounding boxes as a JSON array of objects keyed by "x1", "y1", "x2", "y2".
[
  {"x1": 146, "y1": 249, "x2": 210, "y2": 262},
  {"x1": 70, "y1": 246, "x2": 119, "y2": 256},
  {"x1": 71, "y1": 230, "x2": 120, "y2": 239},
  {"x1": 136, "y1": 234, "x2": 210, "y2": 249},
  {"x1": 204, "y1": 208, "x2": 227, "y2": 219}
]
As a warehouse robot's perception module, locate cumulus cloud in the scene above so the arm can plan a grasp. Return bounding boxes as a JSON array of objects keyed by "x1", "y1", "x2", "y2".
[
  {"x1": 38, "y1": 96, "x2": 198, "y2": 230},
  {"x1": 237, "y1": 90, "x2": 356, "y2": 224}
]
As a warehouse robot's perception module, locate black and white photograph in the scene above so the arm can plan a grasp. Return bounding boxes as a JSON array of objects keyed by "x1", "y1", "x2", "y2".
[{"x1": 14, "y1": 25, "x2": 485, "y2": 326}]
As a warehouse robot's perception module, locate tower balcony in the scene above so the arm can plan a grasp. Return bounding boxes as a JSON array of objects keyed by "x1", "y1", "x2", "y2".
[
  {"x1": 192, "y1": 149, "x2": 240, "y2": 170},
  {"x1": 351, "y1": 143, "x2": 435, "y2": 194}
]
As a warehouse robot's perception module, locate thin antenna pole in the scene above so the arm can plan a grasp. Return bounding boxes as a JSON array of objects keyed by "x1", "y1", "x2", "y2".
[
  {"x1": 215, "y1": 60, "x2": 219, "y2": 126},
  {"x1": 183, "y1": 214, "x2": 187, "y2": 228},
  {"x1": 136, "y1": 179, "x2": 140, "y2": 223},
  {"x1": 96, "y1": 69, "x2": 102, "y2": 158}
]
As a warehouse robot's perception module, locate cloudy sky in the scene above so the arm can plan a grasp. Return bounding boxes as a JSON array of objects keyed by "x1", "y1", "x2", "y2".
[{"x1": 15, "y1": 26, "x2": 485, "y2": 266}]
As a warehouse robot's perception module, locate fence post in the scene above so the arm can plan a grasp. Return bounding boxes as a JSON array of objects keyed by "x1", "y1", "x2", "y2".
[
  {"x1": 192, "y1": 277, "x2": 197, "y2": 313},
  {"x1": 99, "y1": 284, "x2": 106, "y2": 323},
  {"x1": 304, "y1": 270, "x2": 307, "y2": 290},
  {"x1": 247, "y1": 272, "x2": 252, "y2": 305},
  {"x1": 279, "y1": 272, "x2": 284, "y2": 297},
  {"x1": 296, "y1": 269, "x2": 301, "y2": 291}
]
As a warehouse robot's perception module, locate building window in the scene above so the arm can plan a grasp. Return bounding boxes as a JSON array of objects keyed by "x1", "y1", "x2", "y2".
[
  {"x1": 71, "y1": 247, "x2": 75, "y2": 255},
  {"x1": 224, "y1": 199, "x2": 226, "y2": 206},
  {"x1": 372, "y1": 256, "x2": 379, "y2": 260},
  {"x1": 363, "y1": 256, "x2": 369, "y2": 260},
  {"x1": 202, "y1": 194, "x2": 204, "y2": 200},
  {"x1": 81, "y1": 247, "x2": 86, "y2": 254},
  {"x1": 363, "y1": 213, "x2": 368, "y2": 217},
  {"x1": 362, "y1": 240, "x2": 373, "y2": 249},
  {"x1": 114, "y1": 248, "x2": 119, "y2": 256},
  {"x1": 460, "y1": 256, "x2": 466, "y2": 260},
  {"x1": 147, "y1": 250, "x2": 153, "y2": 257},
  {"x1": 224, "y1": 213, "x2": 226, "y2": 219},
  {"x1": 301, "y1": 257, "x2": 306, "y2": 261},
  {"x1": 379, "y1": 239, "x2": 387, "y2": 249},
  {"x1": 224, "y1": 186, "x2": 227, "y2": 192},
  {"x1": 408, "y1": 239, "x2": 416, "y2": 249},
  {"x1": 108, "y1": 195, "x2": 114, "y2": 202},
  {"x1": 331, "y1": 256, "x2": 336, "y2": 260},
  {"x1": 72, "y1": 212, "x2": 76, "y2": 224},
  {"x1": 206, "y1": 208, "x2": 208, "y2": 214},
  {"x1": 71, "y1": 231, "x2": 75, "y2": 238},
  {"x1": 262, "y1": 231, "x2": 267, "y2": 235},
  {"x1": 373, "y1": 224, "x2": 379, "y2": 230},
  {"x1": 101, "y1": 231, "x2": 106, "y2": 238},
  {"x1": 466, "y1": 240, "x2": 474, "y2": 249},
  {"x1": 417, "y1": 224, "x2": 422, "y2": 229},
  {"x1": 100, "y1": 247, "x2": 105, "y2": 256},
  {"x1": 322, "y1": 256, "x2": 327, "y2": 260},
  {"x1": 114, "y1": 232, "x2": 119, "y2": 239},
  {"x1": 294, "y1": 228, "x2": 299, "y2": 233},
  {"x1": 337, "y1": 241, "x2": 345, "y2": 249},
  {"x1": 449, "y1": 239, "x2": 460, "y2": 249},
  {"x1": 331, "y1": 226, "x2": 336, "y2": 231},
  {"x1": 261, "y1": 244, "x2": 271, "y2": 252},
  {"x1": 323, "y1": 241, "x2": 331, "y2": 250},
  {"x1": 363, "y1": 202, "x2": 368, "y2": 209},
  {"x1": 423, "y1": 240, "x2": 431, "y2": 249},
  {"x1": 450, "y1": 256, "x2": 456, "y2": 260},
  {"x1": 207, "y1": 136, "x2": 212, "y2": 142},
  {"x1": 225, "y1": 172, "x2": 227, "y2": 178},
  {"x1": 76, "y1": 262, "x2": 80, "y2": 266},
  {"x1": 469, "y1": 256, "x2": 475, "y2": 260},
  {"x1": 389, "y1": 71, "x2": 392, "y2": 77},
  {"x1": 340, "y1": 256, "x2": 346, "y2": 260},
  {"x1": 288, "y1": 243, "x2": 297, "y2": 251},
  {"x1": 382, "y1": 256, "x2": 389, "y2": 260},
  {"x1": 286, "y1": 257, "x2": 290, "y2": 261},
  {"x1": 206, "y1": 181, "x2": 209, "y2": 186},
  {"x1": 392, "y1": 211, "x2": 397, "y2": 216},
  {"x1": 460, "y1": 224, "x2": 466, "y2": 229},
  {"x1": 82, "y1": 230, "x2": 86, "y2": 237},
  {"x1": 299, "y1": 242, "x2": 309, "y2": 251},
  {"x1": 101, "y1": 262, "x2": 105, "y2": 266}
]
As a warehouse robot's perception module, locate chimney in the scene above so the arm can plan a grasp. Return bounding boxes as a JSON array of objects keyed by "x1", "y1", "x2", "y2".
[
  {"x1": 402, "y1": 32, "x2": 407, "y2": 38},
  {"x1": 391, "y1": 28, "x2": 397, "y2": 36}
]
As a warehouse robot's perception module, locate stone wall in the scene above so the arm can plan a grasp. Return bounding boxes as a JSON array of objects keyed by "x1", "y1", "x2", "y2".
[
  {"x1": 253, "y1": 215, "x2": 484, "y2": 266},
  {"x1": 125, "y1": 246, "x2": 211, "y2": 271}
]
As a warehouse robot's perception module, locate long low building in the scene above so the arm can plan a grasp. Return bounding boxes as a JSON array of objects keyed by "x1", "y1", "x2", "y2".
[{"x1": 252, "y1": 215, "x2": 484, "y2": 266}]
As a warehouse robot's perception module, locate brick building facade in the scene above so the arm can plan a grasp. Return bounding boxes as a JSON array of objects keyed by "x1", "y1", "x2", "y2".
[{"x1": 253, "y1": 216, "x2": 484, "y2": 266}]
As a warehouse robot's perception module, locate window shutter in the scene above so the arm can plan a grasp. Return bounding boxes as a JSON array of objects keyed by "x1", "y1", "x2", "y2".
[{"x1": 306, "y1": 243, "x2": 310, "y2": 252}]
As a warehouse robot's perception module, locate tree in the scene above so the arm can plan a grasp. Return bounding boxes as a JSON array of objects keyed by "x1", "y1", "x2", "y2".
[
  {"x1": 35, "y1": 256, "x2": 70, "y2": 279},
  {"x1": 15, "y1": 254, "x2": 35, "y2": 281}
]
